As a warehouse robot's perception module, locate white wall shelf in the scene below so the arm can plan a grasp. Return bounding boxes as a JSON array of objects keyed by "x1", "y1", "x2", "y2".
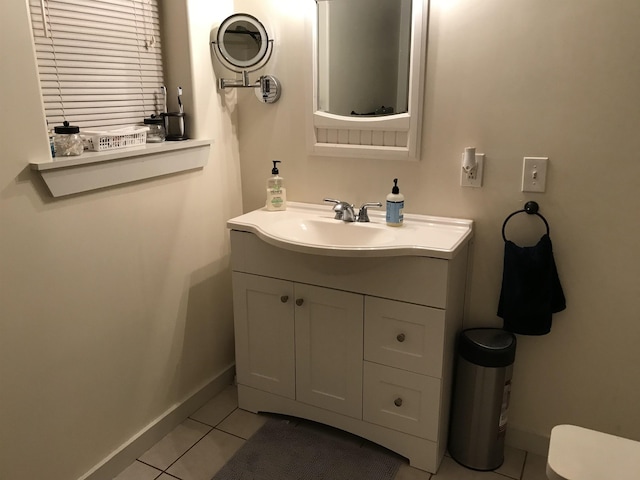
[{"x1": 29, "y1": 139, "x2": 212, "y2": 197}]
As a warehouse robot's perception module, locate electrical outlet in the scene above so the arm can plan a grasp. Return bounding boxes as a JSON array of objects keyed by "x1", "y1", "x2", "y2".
[
  {"x1": 460, "y1": 154, "x2": 485, "y2": 187},
  {"x1": 521, "y1": 157, "x2": 548, "y2": 192}
]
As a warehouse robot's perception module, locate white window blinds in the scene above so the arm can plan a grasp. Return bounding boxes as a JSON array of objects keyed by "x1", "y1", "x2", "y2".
[{"x1": 29, "y1": 0, "x2": 165, "y2": 130}]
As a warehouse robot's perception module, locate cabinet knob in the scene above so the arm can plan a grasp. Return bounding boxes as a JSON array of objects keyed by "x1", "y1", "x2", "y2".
[
  {"x1": 396, "y1": 333, "x2": 406, "y2": 343},
  {"x1": 280, "y1": 295, "x2": 289, "y2": 303},
  {"x1": 394, "y1": 397, "x2": 403, "y2": 407},
  {"x1": 296, "y1": 298, "x2": 304, "y2": 306}
]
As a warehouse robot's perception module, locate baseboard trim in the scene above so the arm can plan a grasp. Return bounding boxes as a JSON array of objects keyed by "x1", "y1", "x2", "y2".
[
  {"x1": 78, "y1": 363, "x2": 236, "y2": 480},
  {"x1": 506, "y1": 425, "x2": 551, "y2": 457}
]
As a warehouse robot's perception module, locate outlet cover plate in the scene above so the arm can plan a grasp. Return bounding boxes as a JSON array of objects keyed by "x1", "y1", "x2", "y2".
[
  {"x1": 460, "y1": 154, "x2": 485, "y2": 187},
  {"x1": 522, "y1": 156, "x2": 548, "y2": 192}
]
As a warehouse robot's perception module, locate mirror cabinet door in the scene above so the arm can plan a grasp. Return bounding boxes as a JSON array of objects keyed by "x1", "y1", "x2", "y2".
[
  {"x1": 311, "y1": 0, "x2": 429, "y2": 161},
  {"x1": 317, "y1": 0, "x2": 412, "y2": 117}
]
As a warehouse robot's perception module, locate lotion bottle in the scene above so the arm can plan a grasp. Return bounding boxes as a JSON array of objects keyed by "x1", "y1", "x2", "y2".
[
  {"x1": 386, "y1": 178, "x2": 404, "y2": 226},
  {"x1": 266, "y1": 160, "x2": 286, "y2": 211}
]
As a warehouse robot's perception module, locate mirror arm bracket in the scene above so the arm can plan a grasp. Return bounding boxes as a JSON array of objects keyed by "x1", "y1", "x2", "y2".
[
  {"x1": 212, "y1": 37, "x2": 281, "y2": 104},
  {"x1": 217, "y1": 73, "x2": 281, "y2": 104},
  {"x1": 219, "y1": 71, "x2": 256, "y2": 89}
]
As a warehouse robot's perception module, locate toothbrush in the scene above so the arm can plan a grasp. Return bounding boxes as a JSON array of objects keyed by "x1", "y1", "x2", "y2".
[{"x1": 177, "y1": 87, "x2": 185, "y2": 138}]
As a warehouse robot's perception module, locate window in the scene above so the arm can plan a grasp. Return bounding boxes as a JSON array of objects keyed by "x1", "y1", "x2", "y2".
[{"x1": 29, "y1": 0, "x2": 164, "y2": 131}]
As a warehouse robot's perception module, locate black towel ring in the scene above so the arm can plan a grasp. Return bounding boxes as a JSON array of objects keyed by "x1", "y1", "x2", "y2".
[{"x1": 502, "y1": 201, "x2": 550, "y2": 242}]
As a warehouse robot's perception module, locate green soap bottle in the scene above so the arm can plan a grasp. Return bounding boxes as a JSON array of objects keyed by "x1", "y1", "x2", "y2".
[{"x1": 266, "y1": 160, "x2": 286, "y2": 211}]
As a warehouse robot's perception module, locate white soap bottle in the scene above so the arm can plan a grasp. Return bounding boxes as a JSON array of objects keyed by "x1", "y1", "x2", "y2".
[
  {"x1": 266, "y1": 160, "x2": 287, "y2": 211},
  {"x1": 386, "y1": 178, "x2": 404, "y2": 226}
]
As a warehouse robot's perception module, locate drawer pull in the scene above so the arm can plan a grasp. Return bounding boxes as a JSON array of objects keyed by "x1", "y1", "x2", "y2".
[
  {"x1": 280, "y1": 295, "x2": 289, "y2": 303},
  {"x1": 394, "y1": 397, "x2": 403, "y2": 407},
  {"x1": 296, "y1": 298, "x2": 304, "y2": 306},
  {"x1": 396, "y1": 333, "x2": 406, "y2": 343}
]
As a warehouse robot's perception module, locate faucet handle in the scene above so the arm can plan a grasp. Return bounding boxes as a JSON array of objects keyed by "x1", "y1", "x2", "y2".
[
  {"x1": 323, "y1": 198, "x2": 343, "y2": 219},
  {"x1": 323, "y1": 198, "x2": 356, "y2": 221},
  {"x1": 357, "y1": 202, "x2": 382, "y2": 222}
]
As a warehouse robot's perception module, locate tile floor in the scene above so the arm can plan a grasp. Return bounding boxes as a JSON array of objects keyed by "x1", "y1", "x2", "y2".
[{"x1": 114, "y1": 385, "x2": 548, "y2": 480}]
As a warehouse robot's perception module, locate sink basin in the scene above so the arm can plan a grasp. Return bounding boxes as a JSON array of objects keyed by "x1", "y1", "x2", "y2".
[
  {"x1": 227, "y1": 202, "x2": 473, "y2": 258},
  {"x1": 274, "y1": 217, "x2": 396, "y2": 247}
]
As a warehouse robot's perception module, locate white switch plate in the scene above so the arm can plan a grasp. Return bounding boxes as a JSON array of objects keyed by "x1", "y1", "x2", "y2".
[
  {"x1": 460, "y1": 154, "x2": 485, "y2": 187},
  {"x1": 521, "y1": 156, "x2": 548, "y2": 192}
]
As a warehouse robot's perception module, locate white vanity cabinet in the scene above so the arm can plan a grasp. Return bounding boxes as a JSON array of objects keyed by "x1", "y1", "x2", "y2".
[
  {"x1": 229, "y1": 224, "x2": 470, "y2": 473},
  {"x1": 233, "y1": 273, "x2": 364, "y2": 418}
]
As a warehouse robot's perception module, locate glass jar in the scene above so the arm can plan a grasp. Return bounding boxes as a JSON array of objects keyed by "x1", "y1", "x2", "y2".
[
  {"x1": 53, "y1": 121, "x2": 84, "y2": 156},
  {"x1": 144, "y1": 115, "x2": 166, "y2": 143}
]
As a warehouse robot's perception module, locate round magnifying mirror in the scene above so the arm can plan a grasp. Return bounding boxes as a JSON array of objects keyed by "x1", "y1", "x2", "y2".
[{"x1": 216, "y1": 14, "x2": 270, "y2": 71}]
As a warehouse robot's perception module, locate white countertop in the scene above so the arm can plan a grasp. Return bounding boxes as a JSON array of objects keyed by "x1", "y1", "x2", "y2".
[{"x1": 227, "y1": 202, "x2": 473, "y2": 259}]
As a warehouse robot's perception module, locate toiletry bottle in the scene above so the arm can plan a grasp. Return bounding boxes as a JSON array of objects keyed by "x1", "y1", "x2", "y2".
[
  {"x1": 266, "y1": 160, "x2": 287, "y2": 211},
  {"x1": 386, "y1": 178, "x2": 404, "y2": 226}
]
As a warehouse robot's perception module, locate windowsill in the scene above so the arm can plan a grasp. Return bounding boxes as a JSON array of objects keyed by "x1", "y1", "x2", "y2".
[{"x1": 29, "y1": 139, "x2": 212, "y2": 197}]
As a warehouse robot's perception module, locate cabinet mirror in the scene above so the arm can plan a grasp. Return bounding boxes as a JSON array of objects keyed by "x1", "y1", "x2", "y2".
[{"x1": 309, "y1": 0, "x2": 429, "y2": 160}]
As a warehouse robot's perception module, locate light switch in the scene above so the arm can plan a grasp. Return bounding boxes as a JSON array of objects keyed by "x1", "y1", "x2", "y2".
[{"x1": 521, "y1": 157, "x2": 548, "y2": 192}]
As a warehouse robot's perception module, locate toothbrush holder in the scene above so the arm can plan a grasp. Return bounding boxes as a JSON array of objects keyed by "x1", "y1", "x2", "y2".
[{"x1": 163, "y1": 112, "x2": 187, "y2": 141}]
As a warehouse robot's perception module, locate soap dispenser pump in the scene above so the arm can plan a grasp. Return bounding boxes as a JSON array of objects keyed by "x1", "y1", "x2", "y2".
[
  {"x1": 386, "y1": 178, "x2": 404, "y2": 226},
  {"x1": 266, "y1": 160, "x2": 286, "y2": 211}
]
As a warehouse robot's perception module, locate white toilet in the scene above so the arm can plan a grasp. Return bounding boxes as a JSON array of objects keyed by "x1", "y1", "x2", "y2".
[{"x1": 547, "y1": 424, "x2": 640, "y2": 480}]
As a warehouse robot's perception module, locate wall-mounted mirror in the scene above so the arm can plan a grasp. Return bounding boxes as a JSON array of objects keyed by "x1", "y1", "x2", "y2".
[
  {"x1": 216, "y1": 14, "x2": 270, "y2": 71},
  {"x1": 212, "y1": 13, "x2": 281, "y2": 104},
  {"x1": 309, "y1": 0, "x2": 429, "y2": 160},
  {"x1": 318, "y1": 0, "x2": 412, "y2": 117}
]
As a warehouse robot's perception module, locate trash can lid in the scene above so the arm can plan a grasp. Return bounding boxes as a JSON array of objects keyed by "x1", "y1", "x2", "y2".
[{"x1": 458, "y1": 328, "x2": 517, "y2": 367}]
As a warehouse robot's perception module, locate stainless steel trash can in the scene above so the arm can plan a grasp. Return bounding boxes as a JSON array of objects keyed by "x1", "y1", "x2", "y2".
[{"x1": 448, "y1": 328, "x2": 517, "y2": 470}]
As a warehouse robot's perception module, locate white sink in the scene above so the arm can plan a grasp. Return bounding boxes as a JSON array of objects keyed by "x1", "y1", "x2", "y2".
[
  {"x1": 273, "y1": 217, "x2": 397, "y2": 247},
  {"x1": 227, "y1": 202, "x2": 473, "y2": 258}
]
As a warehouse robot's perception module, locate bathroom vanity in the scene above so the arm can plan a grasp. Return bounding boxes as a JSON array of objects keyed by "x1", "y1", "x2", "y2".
[{"x1": 227, "y1": 203, "x2": 473, "y2": 473}]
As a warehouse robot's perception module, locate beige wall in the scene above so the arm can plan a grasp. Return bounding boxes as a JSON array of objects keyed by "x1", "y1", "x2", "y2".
[
  {"x1": 235, "y1": 0, "x2": 640, "y2": 447},
  {"x1": 0, "y1": 1, "x2": 240, "y2": 479}
]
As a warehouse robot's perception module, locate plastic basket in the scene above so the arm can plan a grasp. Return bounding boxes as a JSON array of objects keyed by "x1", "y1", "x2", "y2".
[{"x1": 81, "y1": 126, "x2": 149, "y2": 152}]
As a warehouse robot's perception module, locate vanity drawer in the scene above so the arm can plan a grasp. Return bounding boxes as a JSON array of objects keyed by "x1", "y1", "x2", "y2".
[
  {"x1": 363, "y1": 362, "x2": 440, "y2": 440},
  {"x1": 364, "y1": 297, "x2": 445, "y2": 377}
]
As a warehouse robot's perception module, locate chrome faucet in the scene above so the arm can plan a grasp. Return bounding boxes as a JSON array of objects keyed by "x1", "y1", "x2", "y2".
[
  {"x1": 357, "y1": 202, "x2": 383, "y2": 222},
  {"x1": 324, "y1": 199, "x2": 382, "y2": 222}
]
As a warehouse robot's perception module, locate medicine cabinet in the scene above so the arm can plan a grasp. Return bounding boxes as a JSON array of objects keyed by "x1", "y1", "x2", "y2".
[{"x1": 308, "y1": 0, "x2": 429, "y2": 160}]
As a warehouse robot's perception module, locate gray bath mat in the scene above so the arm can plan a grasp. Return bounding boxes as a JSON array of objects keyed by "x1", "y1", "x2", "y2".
[{"x1": 212, "y1": 416, "x2": 402, "y2": 480}]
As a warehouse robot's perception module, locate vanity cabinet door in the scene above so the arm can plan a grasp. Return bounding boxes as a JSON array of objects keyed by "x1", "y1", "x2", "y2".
[
  {"x1": 232, "y1": 272, "x2": 295, "y2": 399},
  {"x1": 294, "y1": 284, "x2": 364, "y2": 419}
]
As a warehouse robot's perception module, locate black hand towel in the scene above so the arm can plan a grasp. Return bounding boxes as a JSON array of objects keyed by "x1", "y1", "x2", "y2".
[{"x1": 497, "y1": 234, "x2": 566, "y2": 335}]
